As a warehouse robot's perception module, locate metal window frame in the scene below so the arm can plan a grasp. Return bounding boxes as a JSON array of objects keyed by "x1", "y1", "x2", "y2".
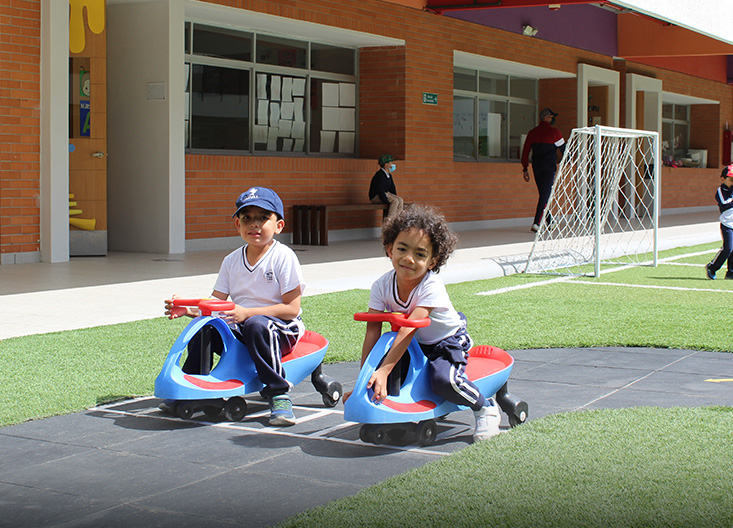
[{"x1": 184, "y1": 22, "x2": 359, "y2": 156}]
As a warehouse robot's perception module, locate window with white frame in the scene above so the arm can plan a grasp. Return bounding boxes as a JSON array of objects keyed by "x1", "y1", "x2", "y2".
[
  {"x1": 453, "y1": 67, "x2": 537, "y2": 161},
  {"x1": 662, "y1": 103, "x2": 689, "y2": 162},
  {"x1": 185, "y1": 22, "x2": 358, "y2": 155}
]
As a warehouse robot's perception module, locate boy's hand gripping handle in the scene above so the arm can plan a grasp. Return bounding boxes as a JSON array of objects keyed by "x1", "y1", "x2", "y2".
[{"x1": 172, "y1": 298, "x2": 236, "y2": 316}]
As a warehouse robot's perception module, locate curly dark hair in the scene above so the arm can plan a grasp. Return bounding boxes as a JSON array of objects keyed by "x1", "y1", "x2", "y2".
[{"x1": 381, "y1": 204, "x2": 458, "y2": 273}]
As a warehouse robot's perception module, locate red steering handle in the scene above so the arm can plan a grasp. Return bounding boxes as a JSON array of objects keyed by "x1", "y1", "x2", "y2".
[
  {"x1": 172, "y1": 298, "x2": 236, "y2": 316},
  {"x1": 171, "y1": 298, "x2": 204, "y2": 307},
  {"x1": 354, "y1": 312, "x2": 431, "y2": 332}
]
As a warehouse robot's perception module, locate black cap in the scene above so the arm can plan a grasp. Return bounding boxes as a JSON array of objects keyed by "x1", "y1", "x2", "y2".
[{"x1": 540, "y1": 108, "x2": 558, "y2": 120}]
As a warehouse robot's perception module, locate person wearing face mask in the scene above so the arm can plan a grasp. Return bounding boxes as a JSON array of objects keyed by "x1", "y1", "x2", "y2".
[
  {"x1": 521, "y1": 108, "x2": 565, "y2": 232},
  {"x1": 369, "y1": 154, "x2": 404, "y2": 219}
]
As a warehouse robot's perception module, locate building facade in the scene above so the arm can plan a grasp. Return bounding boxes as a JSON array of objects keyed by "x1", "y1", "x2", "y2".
[{"x1": 1, "y1": 0, "x2": 732, "y2": 264}]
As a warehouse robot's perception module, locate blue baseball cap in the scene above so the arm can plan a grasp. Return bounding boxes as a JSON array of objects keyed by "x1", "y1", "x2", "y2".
[{"x1": 232, "y1": 187, "x2": 284, "y2": 219}]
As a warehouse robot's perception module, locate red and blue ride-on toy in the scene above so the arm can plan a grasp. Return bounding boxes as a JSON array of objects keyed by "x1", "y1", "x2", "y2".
[
  {"x1": 154, "y1": 298, "x2": 342, "y2": 421},
  {"x1": 344, "y1": 312, "x2": 527, "y2": 446}
]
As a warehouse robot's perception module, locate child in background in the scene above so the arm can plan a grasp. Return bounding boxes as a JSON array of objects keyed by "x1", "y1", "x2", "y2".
[
  {"x1": 706, "y1": 165, "x2": 733, "y2": 280},
  {"x1": 164, "y1": 187, "x2": 305, "y2": 426},
  {"x1": 359, "y1": 204, "x2": 501, "y2": 442}
]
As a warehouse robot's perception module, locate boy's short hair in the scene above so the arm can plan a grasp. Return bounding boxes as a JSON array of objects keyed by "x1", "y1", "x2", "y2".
[
  {"x1": 721, "y1": 165, "x2": 733, "y2": 179},
  {"x1": 381, "y1": 204, "x2": 458, "y2": 273},
  {"x1": 232, "y1": 187, "x2": 285, "y2": 220}
]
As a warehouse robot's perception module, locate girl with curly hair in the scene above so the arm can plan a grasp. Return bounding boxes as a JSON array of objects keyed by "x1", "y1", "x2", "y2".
[{"x1": 359, "y1": 204, "x2": 500, "y2": 442}]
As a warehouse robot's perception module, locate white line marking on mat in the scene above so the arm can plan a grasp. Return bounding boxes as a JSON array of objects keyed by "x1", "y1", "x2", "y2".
[
  {"x1": 574, "y1": 350, "x2": 700, "y2": 411},
  {"x1": 91, "y1": 399, "x2": 450, "y2": 457}
]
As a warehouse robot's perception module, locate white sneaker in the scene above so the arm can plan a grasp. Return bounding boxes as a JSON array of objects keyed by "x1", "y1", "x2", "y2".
[
  {"x1": 473, "y1": 401, "x2": 501, "y2": 442},
  {"x1": 530, "y1": 223, "x2": 540, "y2": 232}
]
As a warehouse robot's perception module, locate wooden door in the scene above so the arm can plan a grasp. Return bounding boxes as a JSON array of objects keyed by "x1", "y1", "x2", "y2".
[{"x1": 68, "y1": 0, "x2": 107, "y2": 256}]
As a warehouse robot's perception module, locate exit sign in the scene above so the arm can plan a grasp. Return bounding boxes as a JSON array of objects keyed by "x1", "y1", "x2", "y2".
[{"x1": 422, "y1": 92, "x2": 438, "y2": 105}]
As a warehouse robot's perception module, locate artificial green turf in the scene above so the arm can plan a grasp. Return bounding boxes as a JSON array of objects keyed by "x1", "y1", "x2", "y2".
[
  {"x1": 0, "y1": 318, "x2": 188, "y2": 427},
  {"x1": 300, "y1": 289, "x2": 370, "y2": 362},
  {"x1": 451, "y1": 279, "x2": 733, "y2": 351},
  {"x1": 279, "y1": 407, "x2": 733, "y2": 528}
]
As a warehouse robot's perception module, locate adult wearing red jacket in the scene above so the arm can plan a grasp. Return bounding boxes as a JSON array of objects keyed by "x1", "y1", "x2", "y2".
[{"x1": 521, "y1": 108, "x2": 565, "y2": 232}]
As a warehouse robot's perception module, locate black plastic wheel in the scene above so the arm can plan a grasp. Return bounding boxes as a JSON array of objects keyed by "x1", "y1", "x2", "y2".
[
  {"x1": 203, "y1": 405, "x2": 222, "y2": 419},
  {"x1": 415, "y1": 419, "x2": 438, "y2": 446},
  {"x1": 387, "y1": 428, "x2": 407, "y2": 442},
  {"x1": 321, "y1": 381, "x2": 342, "y2": 408},
  {"x1": 177, "y1": 402, "x2": 195, "y2": 420},
  {"x1": 372, "y1": 426, "x2": 387, "y2": 445},
  {"x1": 224, "y1": 397, "x2": 247, "y2": 421},
  {"x1": 508, "y1": 405, "x2": 528, "y2": 428},
  {"x1": 359, "y1": 424, "x2": 372, "y2": 443},
  {"x1": 321, "y1": 393, "x2": 336, "y2": 408}
]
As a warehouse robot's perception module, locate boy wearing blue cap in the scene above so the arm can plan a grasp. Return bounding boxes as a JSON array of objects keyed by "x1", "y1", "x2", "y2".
[{"x1": 164, "y1": 187, "x2": 305, "y2": 426}]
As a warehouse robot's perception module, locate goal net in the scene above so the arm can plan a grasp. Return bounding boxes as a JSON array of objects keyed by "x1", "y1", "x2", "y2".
[{"x1": 524, "y1": 125, "x2": 659, "y2": 277}]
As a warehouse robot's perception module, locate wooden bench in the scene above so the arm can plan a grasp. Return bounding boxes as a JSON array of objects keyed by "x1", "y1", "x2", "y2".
[{"x1": 291, "y1": 203, "x2": 389, "y2": 245}]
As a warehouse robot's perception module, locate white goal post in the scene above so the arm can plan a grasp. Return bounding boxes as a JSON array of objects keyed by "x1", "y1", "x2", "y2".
[{"x1": 524, "y1": 125, "x2": 660, "y2": 277}]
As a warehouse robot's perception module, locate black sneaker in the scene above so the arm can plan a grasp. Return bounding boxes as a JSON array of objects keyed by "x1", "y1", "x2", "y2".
[
  {"x1": 725, "y1": 272, "x2": 733, "y2": 280},
  {"x1": 706, "y1": 264, "x2": 716, "y2": 280}
]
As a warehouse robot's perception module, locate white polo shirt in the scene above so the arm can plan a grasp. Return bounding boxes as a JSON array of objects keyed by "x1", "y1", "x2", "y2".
[
  {"x1": 368, "y1": 269, "x2": 462, "y2": 345},
  {"x1": 213, "y1": 240, "x2": 305, "y2": 314}
]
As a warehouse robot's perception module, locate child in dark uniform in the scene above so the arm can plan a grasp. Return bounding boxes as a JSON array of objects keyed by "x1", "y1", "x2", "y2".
[{"x1": 706, "y1": 164, "x2": 733, "y2": 280}]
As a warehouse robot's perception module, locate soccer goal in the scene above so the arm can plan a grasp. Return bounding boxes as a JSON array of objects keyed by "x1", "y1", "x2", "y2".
[{"x1": 524, "y1": 125, "x2": 659, "y2": 277}]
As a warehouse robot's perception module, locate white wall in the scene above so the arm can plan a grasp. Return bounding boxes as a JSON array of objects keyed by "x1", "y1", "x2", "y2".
[{"x1": 107, "y1": 0, "x2": 185, "y2": 253}]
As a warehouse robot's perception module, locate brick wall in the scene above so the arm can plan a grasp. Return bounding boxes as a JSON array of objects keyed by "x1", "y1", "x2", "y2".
[
  {"x1": 2, "y1": 0, "x2": 729, "y2": 259},
  {"x1": 661, "y1": 167, "x2": 720, "y2": 210},
  {"x1": 185, "y1": 155, "x2": 378, "y2": 239},
  {"x1": 539, "y1": 78, "x2": 577, "y2": 140},
  {"x1": 184, "y1": 1, "x2": 732, "y2": 241},
  {"x1": 0, "y1": 0, "x2": 41, "y2": 257},
  {"x1": 359, "y1": 46, "x2": 406, "y2": 161},
  {"x1": 690, "y1": 105, "x2": 721, "y2": 167}
]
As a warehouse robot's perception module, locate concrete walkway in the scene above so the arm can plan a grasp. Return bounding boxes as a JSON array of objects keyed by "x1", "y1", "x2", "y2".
[{"x1": 0, "y1": 210, "x2": 720, "y2": 340}]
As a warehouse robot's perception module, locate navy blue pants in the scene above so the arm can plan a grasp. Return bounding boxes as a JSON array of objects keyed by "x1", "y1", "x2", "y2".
[
  {"x1": 709, "y1": 223, "x2": 733, "y2": 275},
  {"x1": 419, "y1": 317, "x2": 487, "y2": 412},
  {"x1": 183, "y1": 315, "x2": 302, "y2": 399},
  {"x1": 532, "y1": 164, "x2": 556, "y2": 226}
]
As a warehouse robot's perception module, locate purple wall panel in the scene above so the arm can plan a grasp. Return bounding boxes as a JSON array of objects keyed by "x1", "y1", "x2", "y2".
[{"x1": 445, "y1": 4, "x2": 618, "y2": 57}]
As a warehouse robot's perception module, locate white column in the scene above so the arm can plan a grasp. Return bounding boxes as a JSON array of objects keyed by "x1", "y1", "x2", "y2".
[{"x1": 40, "y1": 0, "x2": 70, "y2": 262}]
